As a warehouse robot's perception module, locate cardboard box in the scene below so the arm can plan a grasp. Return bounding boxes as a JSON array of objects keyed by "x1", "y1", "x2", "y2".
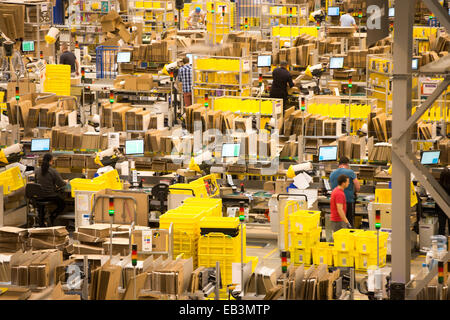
[
  {"x1": 132, "y1": 229, "x2": 169, "y2": 253},
  {"x1": 275, "y1": 179, "x2": 293, "y2": 194}
]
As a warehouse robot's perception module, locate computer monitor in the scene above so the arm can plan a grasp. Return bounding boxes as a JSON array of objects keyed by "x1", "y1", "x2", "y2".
[
  {"x1": 412, "y1": 58, "x2": 419, "y2": 70},
  {"x1": 448, "y1": 7, "x2": 450, "y2": 15},
  {"x1": 22, "y1": 41, "x2": 35, "y2": 52},
  {"x1": 125, "y1": 139, "x2": 144, "y2": 155},
  {"x1": 420, "y1": 150, "x2": 440, "y2": 165},
  {"x1": 388, "y1": 7, "x2": 395, "y2": 17},
  {"x1": 318, "y1": 146, "x2": 338, "y2": 161},
  {"x1": 329, "y1": 57, "x2": 344, "y2": 69},
  {"x1": 328, "y1": 6, "x2": 340, "y2": 16},
  {"x1": 117, "y1": 51, "x2": 131, "y2": 63},
  {"x1": 222, "y1": 143, "x2": 240, "y2": 157},
  {"x1": 31, "y1": 138, "x2": 50, "y2": 152},
  {"x1": 186, "y1": 53, "x2": 193, "y2": 64},
  {"x1": 257, "y1": 55, "x2": 272, "y2": 67}
]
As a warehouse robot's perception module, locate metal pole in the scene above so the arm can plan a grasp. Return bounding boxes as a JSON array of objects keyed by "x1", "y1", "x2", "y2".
[
  {"x1": 391, "y1": 0, "x2": 415, "y2": 298},
  {"x1": 215, "y1": 261, "x2": 221, "y2": 300},
  {"x1": 240, "y1": 219, "x2": 244, "y2": 297},
  {"x1": 109, "y1": 215, "x2": 113, "y2": 261},
  {"x1": 133, "y1": 266, "x2": 137, "y2": 300},
  {"x1": 350, "y1": 267, "x2": 354, "y2": 300}
]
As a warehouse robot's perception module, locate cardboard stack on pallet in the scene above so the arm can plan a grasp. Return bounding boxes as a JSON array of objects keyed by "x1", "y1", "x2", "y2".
[
  {"x1": 0, "y1": 227, "x2": 27, "y2": 253},
  {"x1": 28, "y1": 227, "x2": 69, "y2": 251}
]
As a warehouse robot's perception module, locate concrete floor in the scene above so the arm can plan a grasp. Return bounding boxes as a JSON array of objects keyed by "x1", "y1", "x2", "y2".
[{"x1": 245, "y1": 238, "x2": 427, "y2": 300}]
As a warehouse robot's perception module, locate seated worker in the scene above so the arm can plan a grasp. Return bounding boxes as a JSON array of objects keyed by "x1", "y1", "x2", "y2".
[
  {"x1": 330, "y1": 174, "x2": 351, "y2": 236},
  {"x1": 187, "y1": 7, "x2": 206, "y2": 29},
  {"x1": 270, "y1": 61, "x2": 294, "y2": 110},
  {"x1": 34, "y1": 153, "x2": 67, "y2": 226}
]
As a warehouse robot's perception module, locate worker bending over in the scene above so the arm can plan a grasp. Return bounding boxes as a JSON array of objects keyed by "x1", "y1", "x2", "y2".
[
  {"x1": 330, "y1": 156, "x2": 360, "y2": 227},
  {"x1": 340, "y1": 8, "x2": 358, "y2": 32},
  {"x1": 330, "y1": 175, "x2": 351, "y2": 235},
  {"x1": 270, "y1": 61, "x2": 294, "y2": 110},
  {"x1": 187, "y1": 7, "x2": 206, "y2": 29},
  {"x1": 34, "y1": 153, "x2": 67, "y2": 226}
]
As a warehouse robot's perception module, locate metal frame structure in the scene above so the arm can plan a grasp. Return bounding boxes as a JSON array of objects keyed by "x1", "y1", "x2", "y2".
[{"x1": 391, "y1": 0, "x2": 450, "y2": 300}]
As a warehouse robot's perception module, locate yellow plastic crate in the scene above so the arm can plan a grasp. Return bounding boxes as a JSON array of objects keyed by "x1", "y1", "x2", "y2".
[
  {"x1": 182, "y1": 197, "x2": 222, "y2": 216},
  {"x1": 354, "y1": 248, "x2": 387, "y2": 271},
  {"x1": 332, "y1": 249, "x2": 354, "y2": 267},
  {"x1": 198, "y1": 254, "x2": 235, "y2": 286},
  {"x1": 312, "y1": 242, "x2": 334, "y2": 266},
  {"x1": 289, "y1": 210, "x2": 321, "y2": 233},
  {"x1": 200, "y1": 216, "x2": 240, "y2": 229},
  {"x1": 70, "y1": 178, "x2": 108, "y2": 197},
  {"x1": 0, "y1": 166, "x2": 25, "y2": 195},
  {"x1": 159, "y1": 211, "x2": 204, "y2": 234},
  {"x1": 289, "y1": 227, "x2": 321, "y2": 249},
  {"x1": 95, "y1": 170, "x2": 123, "y2": 189},
  {"x1": 355, "y1": 230, "x2": 389, "y2": 254},
  {"x1": 290, "y1": 248, "x2": 312, "y2": 266},
  {"x1": 332, "y1": 229, "x2": 364, "y2": 252}
]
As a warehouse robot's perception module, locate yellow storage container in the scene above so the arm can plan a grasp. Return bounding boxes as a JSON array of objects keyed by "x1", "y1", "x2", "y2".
[
  {"x1": 312, "y1": 242, "x2": 334, "y2": 266},
  {"x1": 355, "y1": 230, "x2": 389, "y2": 254},
  {"x1": 332, "y1": 229, "x2": 364, "y2": 252},
  {"x1": 288, "y1": 210, "x2": 321, "y2": 233},
  {"x1": 0, "y1": 166, "x2": 25, "y2": 195},
  {"x1": 332, "y1": 249, "x2": 354, "y2": 267},
  {"x1": 198, "y1": 254, "x2": 235, "y2": 285},
  {"x1": 290, "y1": 248, "x2": 312, "y2": 266},
  {"x1": 354, "y1": 248, "x2": 387, "y2": 271},
  {"x1": 95, "y1": 170, "x2": 123, "y2": 188},
  {"x1": 290, "y1": 227, "x2": 321, "y2": 249},
  {"x1": 70, "y1": 178, "x2": 108, "y2": 197}
]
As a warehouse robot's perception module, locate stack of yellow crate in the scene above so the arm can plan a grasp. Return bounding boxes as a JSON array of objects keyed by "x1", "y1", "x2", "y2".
[
  {"x1": 332, "y1": 229, "x2": 363, "y2": 267},
  {"x1": 288, "y1": 210, "x2": 321, "y2": 266},
  {"x1": 198, "y1": 217, "x2": 246, "y2": 287},
  {"x1": 160, "y1": 199, "x2": 221, "y2": 267},
  {"x1": 312, "y1": 242, "x2": 334, "y2": 266},
  {"x1": 354, "y1": 230, "x2": 389, "y2": 271}
]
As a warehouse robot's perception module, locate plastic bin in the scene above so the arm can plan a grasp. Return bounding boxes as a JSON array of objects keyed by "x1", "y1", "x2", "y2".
[
  {"x1": 290, "y1": 248, "x2": 312, "y2": 266},
  {"x1": 70, "y1": 178, "x2": 108, "y2": 197},
  {"x1": 333, "y1": 229, "x2": 364, "y2": 252},
  {"x1": 332, "y1": 249, "x2": 355, "y2": 267},
  {"x1": 312, "y1": 242, "x2": 334, "y2": 266},
  {"x1": 290, "y1": 227, "x2": 322, "y2": 249},
  {"x1": 354, "y1": 248, "x2": 387, "y2": 271},
  {"x1": 183, "y1": 198, "x2": 222, "y2": 216},
  {"x1": 289, "y1": 210, "x2": 321, "y2": 233},
  {"x1": 355, "y1": 230, "x2": 389, "y2": 254},
  {"x1": 0, "y1": 166, "x2": 25, "y2": 195}
]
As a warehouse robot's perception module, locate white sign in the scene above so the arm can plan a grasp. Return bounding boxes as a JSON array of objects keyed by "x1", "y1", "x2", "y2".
[
  {"x1": 142, "y1": 230, "x2": 153, "y2": 252},
  {"x1": 422, "y1": 82, "x2": 438, "y2": 96},
  {"x1": 108, "y1": 132, "x2": 120, "y2": 148}
]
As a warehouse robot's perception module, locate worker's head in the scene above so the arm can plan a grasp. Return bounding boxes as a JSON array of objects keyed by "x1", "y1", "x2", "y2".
[
  {"x1": 60, "y1": 42, "x2": 69, "y2": 52},
  {"x1": 338, "y1": 156, "x2": 350, "y2": 168},
  {"x1": 42, "y1": 153, "x2": 53, "y2": 175},
  {"x1": 337, "y1": 174, "x2": 349, "y2": 189},
  {"x1": 280, "y1": 61, "x2": 288, "y2": 69},
  {"x1": 195, "y1": 7, "x2": 201, "y2": 13},
  {"x1": 182, "y1": 57, "x2": 190, "y2": 65},
  {"x1": 347, "y1": 8, "x2": 354, "y2": 14}
]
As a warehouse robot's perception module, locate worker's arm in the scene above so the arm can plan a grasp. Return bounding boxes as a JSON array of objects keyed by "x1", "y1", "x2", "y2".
[
  {"x1": 53, "y1": 168, "x2": 67, "y2": 188},
  {"x1": 351, "y1": 171, "x2": 360, "y2": 193},
  {"x1": 287, "y1": 72, "x2": 294, "y2": 88},
  {"x1": 336, "y1": 203, "x2": 349, "y2": 224},
  {"x1": 75, "y1": 58, "x2": 80, "y2": 76},
  {"x1": 186, "y1": 15, "x2": 193, "y2": 27}
]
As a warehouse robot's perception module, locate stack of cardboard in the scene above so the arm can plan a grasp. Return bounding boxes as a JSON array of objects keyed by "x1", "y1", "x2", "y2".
[
  {"x1": 28, "y1": 227, "x2": 69, "y2": 251},
  {"x1": 113, "y1": 74, "x2": 155, "y2": 91},
  {"x1": 68, "y1": 225, "x2": 110, "y2": 255},
  {"x1": 150, "y1": 258, "x2": 193, "y2": 295},
  {"x1": 368, "y1": 143, "x2": 392, "y2": 162},
  {"x1": 345, "y1": 50, "x2": 369, "y2": 69},
  {"x1": 100, "y1": 10, "x2": 136, "y2": 45},
  {"x1": 438, "y1": 138, "x2": 450, "y2": 165},
  {"x1": 0, "y1": 3, "x2": 25, "y2": 40},
  {"x1": 90, "y1": 260, "x2": 122, "y2": 300},
  {"x1": 0, "y1": 227, "x2": 27, "y2": 253},
  {"x1": 372, "y1": 113, "x2": 392, "y2": 142}
]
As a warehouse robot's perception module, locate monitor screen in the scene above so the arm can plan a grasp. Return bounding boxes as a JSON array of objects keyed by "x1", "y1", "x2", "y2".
[
  {"x1": 117, "y1": 51, "x2": 131, "y2": 63},
  {"x1": 22, "y1": 41, "x2": 35, "y2": 52},
  {"x1": 328, "y1": 6, "x2": 340, "y2": 16},
  {"x1": 222, "y1": 143, "x2": 240, "y2": 157},
  {"x1": 318, "y1": 146, "x2": 338, "y2": 161},
  {"x1": 329, "y1": 57, "x2": 344, "y2": 69},
  {"x1": 186, "y1": 53, "x2": 193, "y2": 64},
  {"x1": 388, "y1": 7, "x2": 395, "y2": 17},
  {"x1": 421, "y1": 151, "x2": 440, "y2": 165},
  {"x1": 412, "y1": 58, "x2": 419, "y2": 70},
  {"x1": 125, "y1": 139, "x2": 144, "y2": 155},
  {"x1": 448, "y1": 7, "x2": 450, "y2": 15},
  {"x1": 257, "y1": 55, "x2": 272, "y2": 67},
  {"x1": 31, "y1": 139, "x2": 50, "y2": 152}
]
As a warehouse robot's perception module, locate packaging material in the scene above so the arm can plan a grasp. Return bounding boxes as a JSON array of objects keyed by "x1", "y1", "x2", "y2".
[
  {"x1": 0, "y1": 227, "x2": 27, "y2": 253},
  {"x1": 27, "y1": 227, "x2": 69, "y2": 251}
]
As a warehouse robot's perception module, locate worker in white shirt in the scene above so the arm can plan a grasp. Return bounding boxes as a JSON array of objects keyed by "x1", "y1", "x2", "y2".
[
  {"x1": 187, "y1": 7, "x2": 206, "y2": 29},
  {"x1": 340, "y1": 8, "x2": 358, "y2": 32}
]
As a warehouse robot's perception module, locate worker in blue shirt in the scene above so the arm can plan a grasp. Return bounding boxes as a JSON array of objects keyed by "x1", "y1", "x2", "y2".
[{"x1": 329, "y1": 156, "x2": 360, "y2": 227}]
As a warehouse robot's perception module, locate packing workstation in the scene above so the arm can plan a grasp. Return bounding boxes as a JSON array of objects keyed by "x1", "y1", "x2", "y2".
[{"x1": 0, "y1": 0, "x2": 448, "y2": 303}]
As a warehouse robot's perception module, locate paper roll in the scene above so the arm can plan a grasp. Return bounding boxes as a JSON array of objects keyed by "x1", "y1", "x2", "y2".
[{"x1": 292, "y1": 162, "x2": 313, "y2": 172}]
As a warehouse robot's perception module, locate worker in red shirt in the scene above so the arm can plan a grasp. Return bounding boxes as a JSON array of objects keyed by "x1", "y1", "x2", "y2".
[{"x1": 330, "y1": 174, "x2": 352, "y2": 235}]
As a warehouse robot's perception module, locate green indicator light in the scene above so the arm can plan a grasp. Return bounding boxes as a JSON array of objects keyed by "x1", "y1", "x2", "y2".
[
  {"x1": 108, "y1": 209, "x2": 114, "y2": 216},
  {"x1": 239, "y1": 215, "x2": 245, "y2": 222}
]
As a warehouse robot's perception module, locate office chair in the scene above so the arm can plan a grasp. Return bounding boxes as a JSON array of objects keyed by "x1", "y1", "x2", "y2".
[{"x1": 25, "y1": 183, "x2": 52, "y2": 227}]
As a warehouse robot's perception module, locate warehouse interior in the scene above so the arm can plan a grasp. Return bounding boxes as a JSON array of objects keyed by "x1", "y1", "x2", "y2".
[{"x1": 0, "y1": 0, "x2": 448, "y2": 301}]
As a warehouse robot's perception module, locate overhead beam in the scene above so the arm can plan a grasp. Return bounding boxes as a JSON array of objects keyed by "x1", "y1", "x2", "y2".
[
  {"x1": 395, "y1": 77, "x2": 450, "y2": 140},
  {"x1": 423, "y1": 0, "x2": 450, "y2": 32},
  {"x1": 392, "y1": 149, "x2": 450, "y2": 217}
]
